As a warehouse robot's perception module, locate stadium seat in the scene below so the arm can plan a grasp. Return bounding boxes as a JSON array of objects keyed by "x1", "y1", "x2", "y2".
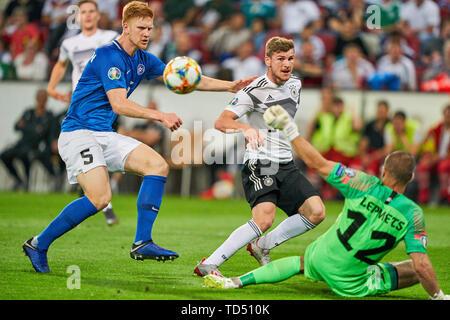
[
  {"x1": 316, "y1": 32, "x2": 337, "y2": 56},
  {"x1": 187, "y1": 32, "x2": 212, "y2": 64}
]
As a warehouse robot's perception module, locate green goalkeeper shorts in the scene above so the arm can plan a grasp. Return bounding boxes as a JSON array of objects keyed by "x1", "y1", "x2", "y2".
[{"x1": 304, "y1": 242, "x2": 398, "y2": 297}]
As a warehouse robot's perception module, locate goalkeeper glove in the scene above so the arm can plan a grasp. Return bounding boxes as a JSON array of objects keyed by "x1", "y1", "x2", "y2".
[
  {"x1": 263, "y1": 105, "x2": 299, "y2": 141},
  {"x1": 430, "y1": 290, "x2": 449, "y2": 300}
]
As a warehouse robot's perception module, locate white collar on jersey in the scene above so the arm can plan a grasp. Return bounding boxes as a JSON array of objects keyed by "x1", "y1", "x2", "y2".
[{"x1": 264, "y1": 73, "x2": 294, "y2": 89}]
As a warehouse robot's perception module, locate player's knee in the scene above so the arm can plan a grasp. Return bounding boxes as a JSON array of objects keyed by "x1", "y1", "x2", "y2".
[
  {"x1": 159, "y1": 160, "x2": 169, "y2": 176},
  {"x1": 143, "y1": 157, "x2": 169, "y2": 177},
  {"x1": 253, "y1": 203, "x2": 276, "y2": 232},
  {"x1": 257, "y1": 216, "x2": 274, "y2": 232},
  {"x1": 309, "y1": 202, "x2": 326, "y2": 225},
  {"x1": 87, "y1": 191, "x2": 111, "y2": 211}
]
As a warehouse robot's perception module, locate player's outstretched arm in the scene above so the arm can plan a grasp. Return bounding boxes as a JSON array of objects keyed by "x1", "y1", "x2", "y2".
[
  {"x1": 410, "y1": 252, "x2": 449, "y2": 300},
  {"x1": 196, "y1": 75, "x2": 258, "y2": 93},
  {"x1": 264, "y1": 105, "x2": 335, "y2": 179},
  {"x1": 47, "y1": 60, "x2": 70, "y2": 103},
  {"x1": 215, "y1": 110, "x2": 264, "y2": 149},
  {"x1": 107, "y1": 88, "x2": 182, "y2": 131}
]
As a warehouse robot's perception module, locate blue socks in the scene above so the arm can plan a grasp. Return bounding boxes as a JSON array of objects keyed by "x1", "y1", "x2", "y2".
[
  {"x1": 35, "y1": 196, "x2": 98, "y2": 251},
  {"x1": 134, "y1": 175, "x2": 167, "y2": 245},
  {"x1": 33, "y1": 175, "x2": 166, "y2": 250}
]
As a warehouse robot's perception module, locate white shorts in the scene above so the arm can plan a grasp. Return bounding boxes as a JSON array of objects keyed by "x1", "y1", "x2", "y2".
[{"x1": 58, "y1": 129, "x2": 142, "y2": 184}]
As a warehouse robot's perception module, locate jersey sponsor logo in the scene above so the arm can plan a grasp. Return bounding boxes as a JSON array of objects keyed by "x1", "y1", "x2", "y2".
[
  {"x1": 108, "y1": 67, "x2": 121, "y2": 80},
  {"x1": 137, "y1": 63, "x2": 145, "y2": 76}
]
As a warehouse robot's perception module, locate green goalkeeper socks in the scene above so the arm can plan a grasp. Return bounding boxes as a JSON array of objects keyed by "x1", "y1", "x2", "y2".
[{"x1": 239, "y1": 256, "x2": 301, "y2": 286}]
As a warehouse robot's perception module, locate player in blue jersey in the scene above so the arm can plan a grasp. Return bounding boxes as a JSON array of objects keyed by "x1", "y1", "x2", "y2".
[{"x1": 22, "y1": 1, "x2": 257, "y2": 272}]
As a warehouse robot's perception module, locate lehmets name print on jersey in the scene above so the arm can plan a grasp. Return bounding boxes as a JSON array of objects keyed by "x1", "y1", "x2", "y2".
[{"x1": 108, "y1": 67, "x2": 121, "y2": 80}]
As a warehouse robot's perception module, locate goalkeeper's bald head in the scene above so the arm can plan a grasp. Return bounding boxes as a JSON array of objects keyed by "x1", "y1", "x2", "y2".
[{"x1": 383, "y1": 151, "x2": 416, "y2": 187}]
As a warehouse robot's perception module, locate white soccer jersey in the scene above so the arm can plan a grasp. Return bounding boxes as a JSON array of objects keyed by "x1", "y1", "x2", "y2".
[
  {"x1": 225, "y1": 74, "x2": 302, "y2": 163},
  {"x1": 59, "y1": 29, "x2": 119, "y2": 91}
]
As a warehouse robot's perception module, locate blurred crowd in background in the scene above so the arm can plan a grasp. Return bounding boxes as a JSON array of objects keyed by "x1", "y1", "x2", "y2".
[
  {"x1": 0, "y1": 0, "x2": 449, "y2": 206},
  {"x1": 0, "y1": 0, "x2": 449, "y2": 92}
]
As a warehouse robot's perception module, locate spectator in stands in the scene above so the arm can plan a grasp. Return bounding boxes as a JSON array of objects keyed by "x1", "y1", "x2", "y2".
[
  {"x1": 306, "y1": 86, "x2": 334, "y2": 142},
  {"x1": 221, "y1": 40, "x2": 265, "y2": 81},
  {"x1": 333, "y1": 17, "x2": 369, "y2": 59},
  {"x1": 48, "y1": 94, "x2": 72, "y2": 191},
  {"x1": 207, "y1": 12, "x2": 251, "y2": 60},
  {"x1": 373, "y1": 40, "x2": 417, "y2": 90},
  {"x1": 293, "y1": 39, "x2": 324, "y2": 86},
  {"x1": 146, "y1": 22, "x2": 166, "y2": 59},
  {"x1": 163, "y1": 0, "x2": 196, "y2": 24},
  {"x1": 384, "y1": 110, "x2": 422, "y2": 158},
  {"x1": 309, "y1": 96, "x2": 363, "y2": 199},
  {"x1": 329, "y1": 43, "x2": 375, "y2": 89},
  {"x1": 250, "y1": 17, "x2": 269, "y2": 53},
  {"x1": 2, "y1": 0, "x2": 45, "y2": 24},
  {"x1": 422, "y1": 18, "x2": 450, "y2": 58},
  {"x1": 0, "y1": 89, "x2": 56, "y2": 191},
  {"x1": 325, "y1": 0, "x2": 366, "y2": 33},
  {"x1": 422, "y1": 39, "x2": 450, "y2": 81},
  {"x1": 8, "y1": 7, "x2": 40, "y2": 59},
  {"x1": 417, "y1": 105, "x2": 450, "y2": 204},
  {"x1": 0, "y1": 38, "x2": 13, "y2": 80},
  {"x1": 304, "y1": 86, "x2": 334, "y2": 189},
  {"x1": 421, "y1": 40, "x2": 450, "y2": 92},
  {"x1": 278, "y1": 0, "x2": 321, "y2": 35},
  {"x1": 381, "y1": 30, "x2": 417, "y2": 60},
  {"x1": 163, "y1": 31, "x2": 202, "y2": 64},
  {"x1": 95, "y1": 0, "x2": 119, "y2": 25},
  {"x1": 354, "y1": 100, "x2": 391, "y2": 177},
  {"x1": 197, "y1": 0, "x2": 234, "y2": 34},
  {"x1": 41, "y1": 0, "x2": 76, "y2": 58},
  {"x1": 241, "y1": 0, "x2": 276, "y2": 27},
  {"x1": 399, "y1": 0, "x2": 441, "y2": 43},
  {"x1": 293, "y1": 22, "x2": 325, "y2": 62},
  {"x1": 384, "y1": 110, "x2": 423, "y2": 200},
  {"x1": 14, "y1": 38, "x2": 49, "y2": 81}
]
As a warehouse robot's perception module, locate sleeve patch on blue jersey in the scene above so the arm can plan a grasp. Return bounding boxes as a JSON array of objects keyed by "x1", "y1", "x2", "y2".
[{"x1": 108, "y1": 67, "x2": 122, "y2": 80}]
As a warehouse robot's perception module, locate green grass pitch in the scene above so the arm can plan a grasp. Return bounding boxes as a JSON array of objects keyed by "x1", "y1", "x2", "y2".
[{"x1": 0, "y1": 192, "x2": 448, "y2": 300}]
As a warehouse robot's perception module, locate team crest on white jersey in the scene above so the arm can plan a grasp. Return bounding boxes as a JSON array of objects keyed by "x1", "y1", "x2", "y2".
[
  {"x1": 289, "y1": 84, "x2": 300, "y2": 100},
  {"x1": 108, "y1": 67, "x2": 121, "y2": 80}
]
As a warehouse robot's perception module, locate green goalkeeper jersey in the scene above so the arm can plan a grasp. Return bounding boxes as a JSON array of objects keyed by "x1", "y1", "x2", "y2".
[{"x1": 304, "y1": 163, "x2": 427, "y2": 296}]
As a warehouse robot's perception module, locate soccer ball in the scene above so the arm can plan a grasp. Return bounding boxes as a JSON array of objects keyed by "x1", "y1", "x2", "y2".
[{"x1": 163, "y1": 56, "x2": 202, "y2": 94}]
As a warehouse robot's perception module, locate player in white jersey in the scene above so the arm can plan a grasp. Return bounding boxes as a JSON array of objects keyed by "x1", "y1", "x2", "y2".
[
  {"x1": 194, "y1": 37, "x2": 326, "y2": 277},
  {"x1": 47, "y1": 0, "x2": 119, "y2": 226}
]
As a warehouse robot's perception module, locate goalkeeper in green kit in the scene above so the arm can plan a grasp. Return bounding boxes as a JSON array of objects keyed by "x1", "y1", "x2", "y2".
[{"x1": 204, "y1": 105, "x2": 449, "y2": 300}]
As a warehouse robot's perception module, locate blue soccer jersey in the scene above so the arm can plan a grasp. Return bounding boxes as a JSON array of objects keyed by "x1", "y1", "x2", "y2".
[{"x1": 61, "y1": 39, "x2": 165, "y2": 132}]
